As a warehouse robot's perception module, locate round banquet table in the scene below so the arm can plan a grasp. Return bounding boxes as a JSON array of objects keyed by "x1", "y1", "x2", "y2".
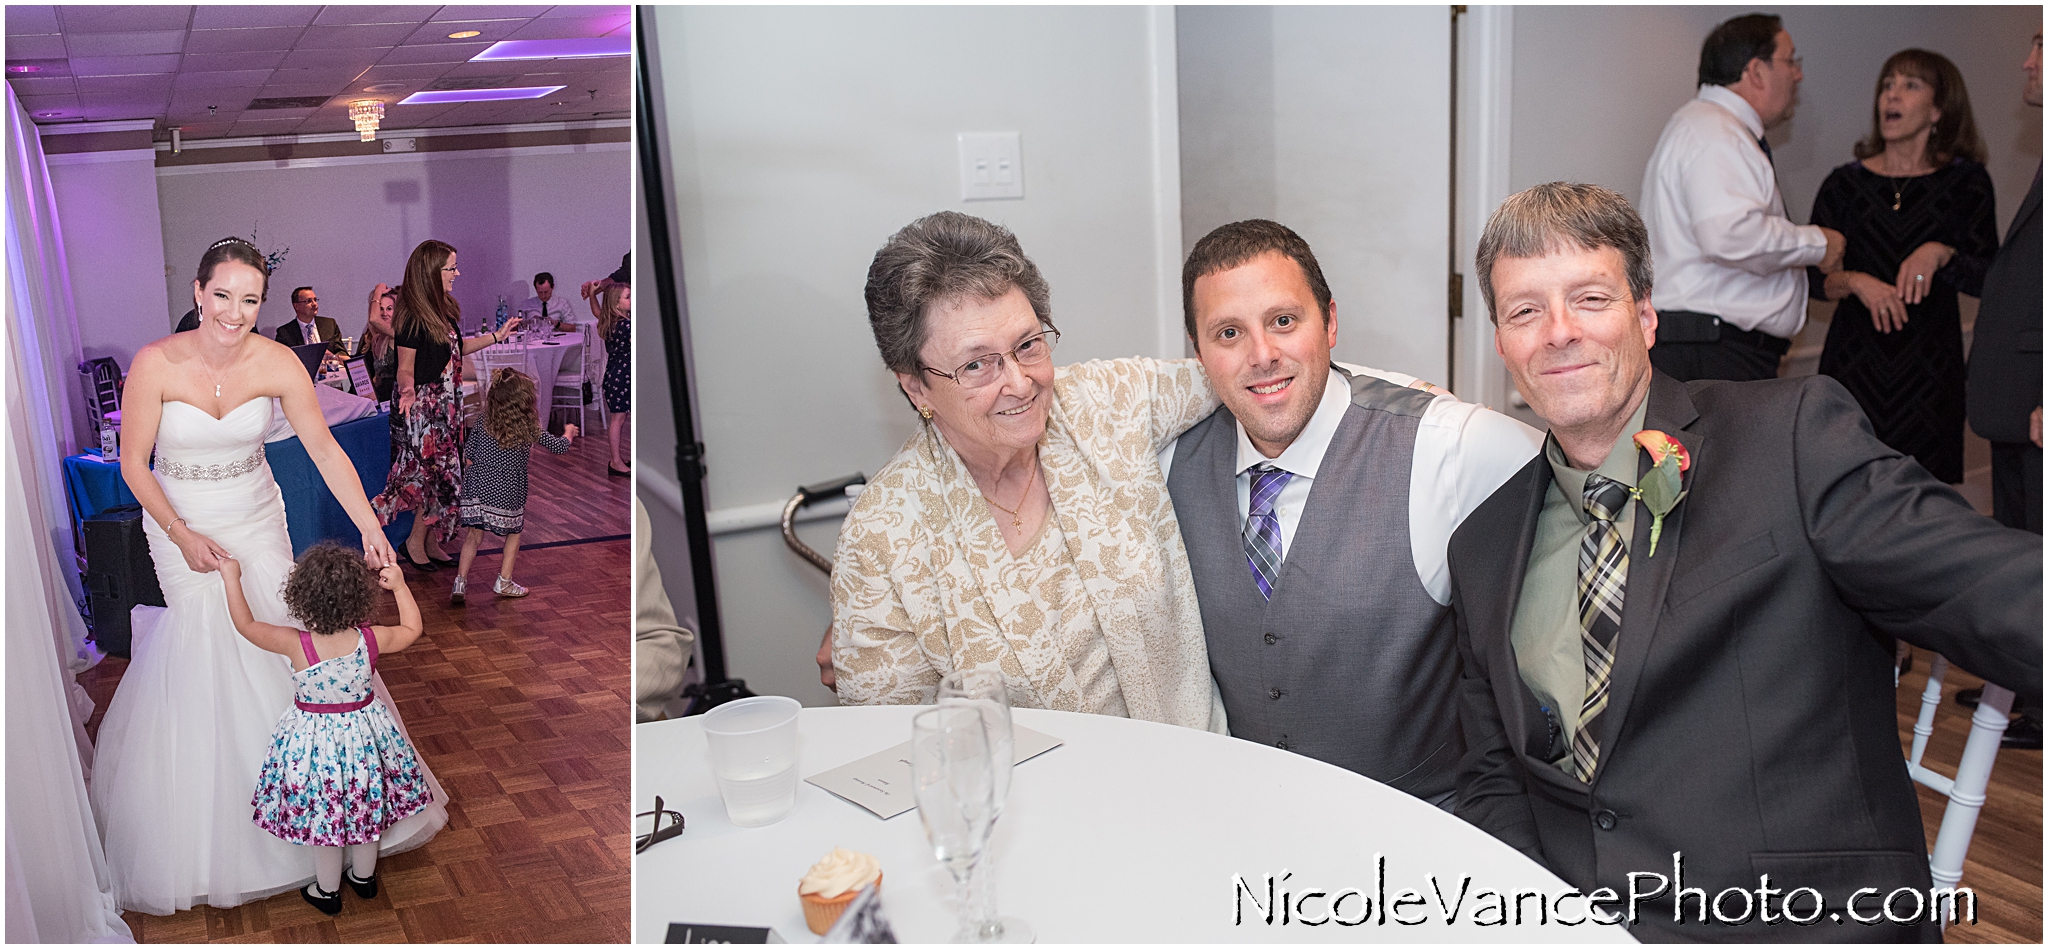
[
  {"x1": 634, "y1": 706, "x2": 1637, "y2": 943},
  {"x1": 487, "y1": 334, "x2": 582, "y2": 421}
]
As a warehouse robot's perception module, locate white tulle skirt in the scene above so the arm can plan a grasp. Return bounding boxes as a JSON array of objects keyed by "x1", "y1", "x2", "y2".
[{"x1": 90, "y1": 462, "x2": 448, "y2": 915}]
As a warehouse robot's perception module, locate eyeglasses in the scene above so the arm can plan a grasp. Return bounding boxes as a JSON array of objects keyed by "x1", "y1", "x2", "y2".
[
  {"x1": 635, "y1": 796, "x2": 685, "y2": 854},
  {"x1": 922, "y1": 328, "x2": 1060, "y2": 390}
]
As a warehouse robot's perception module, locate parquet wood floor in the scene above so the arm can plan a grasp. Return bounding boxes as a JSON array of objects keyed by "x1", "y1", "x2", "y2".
[
  {"x1": 1895, "y1": 649, "x2": 2042, "y2": 944},
  {"x1": 79, "y1": 539, "x2": 632, "y2": 943},
  {"x1": 446, "y1": 416, "x2": 631, "y2": 554}
]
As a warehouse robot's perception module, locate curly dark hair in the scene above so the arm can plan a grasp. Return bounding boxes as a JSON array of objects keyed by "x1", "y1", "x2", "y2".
[
  {"x1": 280, "y1": 542, "x2": 376, "y2": 635},
  {"x1": 483, "y1": 367, "x2": 541, "y2": 448}
]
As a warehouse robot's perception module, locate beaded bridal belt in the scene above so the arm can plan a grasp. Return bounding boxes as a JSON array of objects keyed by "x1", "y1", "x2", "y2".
[{"x1": 157, "y1": 447, "x2": 264, "y2": 481}]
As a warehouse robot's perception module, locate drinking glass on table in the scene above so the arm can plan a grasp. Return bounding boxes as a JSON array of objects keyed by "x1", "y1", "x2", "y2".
[
  {"x1": 911, "y1": 705, "x2": 1032, "y2": 944},
  {"x1": 700, "y1": 695, "x2": 802, "y2": 827}
]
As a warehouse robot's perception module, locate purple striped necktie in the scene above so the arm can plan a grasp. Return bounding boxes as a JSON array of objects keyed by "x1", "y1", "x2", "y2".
[{"x1": 1243, "y1": 463, "x2": 1292, "y2": 600}]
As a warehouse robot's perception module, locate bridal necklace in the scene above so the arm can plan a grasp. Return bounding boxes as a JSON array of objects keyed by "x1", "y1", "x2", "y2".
[
  {"x1": 197, "y1": 341, "x2": 236, "y2": 399},
  {"x1": 982, "y1": 461, "x2": 1038, "y2": 532}
]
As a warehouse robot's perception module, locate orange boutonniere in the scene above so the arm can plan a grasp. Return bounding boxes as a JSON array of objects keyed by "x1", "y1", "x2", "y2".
[{"x1": 1630, "y1": 430, "x2": 1691, "y2": 557}]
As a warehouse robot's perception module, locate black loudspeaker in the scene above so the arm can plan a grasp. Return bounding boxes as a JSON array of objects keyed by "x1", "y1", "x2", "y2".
[{"x1": 82, "y1": 506, "x2": 165, "y2": 659}]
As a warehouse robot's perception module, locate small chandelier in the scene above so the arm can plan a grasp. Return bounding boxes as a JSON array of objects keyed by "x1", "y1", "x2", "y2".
[{"x1": 349, "y1": 100, "x2": 385, "y2": 142}]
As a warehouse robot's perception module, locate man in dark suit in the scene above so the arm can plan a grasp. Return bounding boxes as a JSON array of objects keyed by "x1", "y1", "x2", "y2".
[
  {"x1": 1960, "y1": 31, "x2": 2043, "y2": 747},
  {"x1": 1449, "y1": 182, "x2": 2041, "y2": 941},
  {"x1": 274, "y1": 286, "x2": 344, "y2": 355}
]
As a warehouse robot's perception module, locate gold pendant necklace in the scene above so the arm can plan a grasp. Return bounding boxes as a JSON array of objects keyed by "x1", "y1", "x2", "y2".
[
  {"x1": 981, "y1": 462, "x2": 1038, "y2": 531},
  {"x1": 1890, "y1": 176, "x2": 1904, "y2": 212}
]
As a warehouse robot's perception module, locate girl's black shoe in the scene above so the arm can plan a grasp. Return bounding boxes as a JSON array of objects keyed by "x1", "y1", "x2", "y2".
[
  {"x1": 345, "y1": 870, "x2": 379, "y2": 900},
  {"x1": 302, "y1": 882, "x2": 343, "y2": 916}
]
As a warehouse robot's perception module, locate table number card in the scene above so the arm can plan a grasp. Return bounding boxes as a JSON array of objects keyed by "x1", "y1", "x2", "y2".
[
  {"x1": 804, "y1": 724, "x2": 1062, "y2": 819},
  {"x1": 664, "y1": 922, "x2": 784, "y2": 943}
]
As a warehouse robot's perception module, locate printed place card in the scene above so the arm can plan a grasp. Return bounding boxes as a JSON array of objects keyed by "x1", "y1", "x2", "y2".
[{"x1": 804, "y1": 724, "x2": 1062, "y2": 819}]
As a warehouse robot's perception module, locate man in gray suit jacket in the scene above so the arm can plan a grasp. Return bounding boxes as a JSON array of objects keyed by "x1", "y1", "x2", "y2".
[
  {"x1": 1450, "y1": 182, "x2": 2040, "y2": 941},
  {"x1": 1160, "y1": 220, "x2": 1541, "y2": 806}
]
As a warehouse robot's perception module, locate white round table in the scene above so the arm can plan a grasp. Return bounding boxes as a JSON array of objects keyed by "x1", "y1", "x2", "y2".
[
  {"x1": 634, "y1": 706, "x2": 1636, "y2": 943},
  {"x1": 480, "y1": 335, "x2": 583, "y2": 421}
]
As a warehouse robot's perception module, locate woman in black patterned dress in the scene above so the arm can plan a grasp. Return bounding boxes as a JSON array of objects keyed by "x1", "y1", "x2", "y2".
[
  {"x1": 372, "y1": 240, "x2": 523, "y2": 570},
  {"x1": 1809, "y1": 49, "x2": 1997, "y2": 483}
]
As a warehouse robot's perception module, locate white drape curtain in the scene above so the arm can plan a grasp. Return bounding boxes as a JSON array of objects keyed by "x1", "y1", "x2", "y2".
[{"x1": 5, "y1": 83, "x2": 133, "y2": 944}]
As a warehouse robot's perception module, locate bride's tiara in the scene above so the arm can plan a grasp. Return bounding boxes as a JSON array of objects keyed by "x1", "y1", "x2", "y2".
[{"x1": 208, "y1": 237, "x2": 257, "y2": 251}]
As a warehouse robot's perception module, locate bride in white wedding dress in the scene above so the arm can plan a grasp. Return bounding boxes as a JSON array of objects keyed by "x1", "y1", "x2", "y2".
[{"x1": 92, "y1": 238, "x2": 448, "y2": 914}]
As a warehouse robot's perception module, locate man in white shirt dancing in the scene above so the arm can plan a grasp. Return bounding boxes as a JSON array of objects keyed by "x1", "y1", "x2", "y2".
[{"x1": 1639, "y1": 13, "x2": 1846, "y2": 381}]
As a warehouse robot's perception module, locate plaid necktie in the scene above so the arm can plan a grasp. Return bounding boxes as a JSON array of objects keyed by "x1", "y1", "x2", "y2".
[
  {"x1": 1570, "y1": 473, "x2": 1631, "y2": 781},
  {"x1": 1243, "y1": 464, "x2": 1292, "y2": 601}
]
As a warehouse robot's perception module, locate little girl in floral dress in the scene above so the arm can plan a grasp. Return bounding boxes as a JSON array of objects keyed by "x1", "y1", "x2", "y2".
[{"x1": 218, "y1": 542, "x2": 434, "y2": 915}]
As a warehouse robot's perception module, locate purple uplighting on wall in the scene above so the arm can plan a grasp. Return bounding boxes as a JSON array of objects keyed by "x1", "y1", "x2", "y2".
[
  {"x1": 471, "y1": 37, "x2": 630, "y2": 61},
  {"x1": 398, "y1": 86, "x2": 567, "y2": 105}
]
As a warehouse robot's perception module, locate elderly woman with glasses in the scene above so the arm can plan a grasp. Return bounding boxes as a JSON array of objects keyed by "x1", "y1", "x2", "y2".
[{"x1": 828, "y1": 211, "x2": 1226, "y2": 731}]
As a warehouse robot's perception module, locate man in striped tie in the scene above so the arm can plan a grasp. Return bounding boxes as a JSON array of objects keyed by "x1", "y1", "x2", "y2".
[
  {"x1": 1159, "y1": 220, "x2": 1542, "y2": 808},
  {"x1": 1449, "y1": 182, "x2": 2040, "y2": 941}
]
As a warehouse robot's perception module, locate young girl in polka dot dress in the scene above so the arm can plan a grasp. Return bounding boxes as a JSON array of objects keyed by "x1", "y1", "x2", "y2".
[
  {"x1": 451, "y1": 367, "x2": 576, "y2": 605},
  {"x1": 219, "y1": 542, "x2": 433, "y2": 916}
]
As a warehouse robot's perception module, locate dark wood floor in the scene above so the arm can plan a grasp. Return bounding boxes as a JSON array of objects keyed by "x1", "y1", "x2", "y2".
[
  {"x1": 81, "y1": 538, "x2": 631, "y2": 943},
  {"x1": 1896, "y1": 649, "x2": 2042, "y2": 944}
]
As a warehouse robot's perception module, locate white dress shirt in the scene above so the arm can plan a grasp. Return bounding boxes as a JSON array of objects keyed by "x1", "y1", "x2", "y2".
[
  {"x1": 1639, "y1": 84, "x2": 1828, "y2": 339},
  {"x1": 519, "y1": 293, "x2": 589, "y2": 328},
  {"x1": 295, "y1": 318, "x2": 319, "y2": 344},
  {"x1": 1159, "y1": 363, "x2": 1544, "y2": 605}
]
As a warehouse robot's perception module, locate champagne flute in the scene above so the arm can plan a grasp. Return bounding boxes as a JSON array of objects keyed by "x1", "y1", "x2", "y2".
[
  {"x1": 912, "y1": 706, "x2": 997, "y2": 942},
  {"x1": 915, "y1": 694, "x2": 1032, "y2": 944},
  {"x1": 938, "y1": 669, "x2": 1015, "y2": 819},
  {"x1": 933, "y1": 668, "x2": 1032, "y2": 942}
]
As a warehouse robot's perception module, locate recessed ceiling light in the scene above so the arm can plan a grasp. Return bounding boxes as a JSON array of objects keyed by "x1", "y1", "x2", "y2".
[
  {"x1": 363, "y1": 82, "x2": 408, "y2": 93},
  {"x1": 398, "y1": 85, "x2": 566, "y2": 105},
  {"x1": 471, "y1": 38, "x2": 630, "y2": 61},
  {"x1": 8, "y1": 64, "x2": 42, "y2": 74},
  {"x1": 447, "y1": 30, "x2": 482, "y2": 39}
]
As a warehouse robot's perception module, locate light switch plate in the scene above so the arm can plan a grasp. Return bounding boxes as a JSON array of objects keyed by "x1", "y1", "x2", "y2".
[{"x1": 957, "y1": 131, "x2": 1023, "y2": 201}]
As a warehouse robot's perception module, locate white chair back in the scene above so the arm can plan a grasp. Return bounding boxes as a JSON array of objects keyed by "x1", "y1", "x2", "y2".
[{"x1": 1903, "y1": 654, "x2": 2013, "y2": 929}]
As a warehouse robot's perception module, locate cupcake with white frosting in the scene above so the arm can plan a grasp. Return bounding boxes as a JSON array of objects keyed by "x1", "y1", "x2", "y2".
[{"x1": 798, "y1": 847, "x2": 882, "y2": 934}]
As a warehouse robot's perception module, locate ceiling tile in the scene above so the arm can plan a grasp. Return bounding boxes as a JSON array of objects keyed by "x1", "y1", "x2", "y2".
[
  {"x1": 5, "y1": 7, "x2": 62, "y2": 34},
  {"x1": 278, "y1": 47, "x2": 387, "y2": 70},
  {"x1": 168, "y1": 120, "x2": 235, "y2": 138},
  {"x1": 172, "y1": 69, "x2": 274, "y2": 90},
  {"x1": 355, "y1": 62, "x2": 458, "y2": 82},
  {"x1": 376, "y1": 42, "x2": 490, "y2": 65},
  {"x1": 6, "y1": 34, "x2": 70, "y2": 60},
  {"x1": 56, "y1": 6, "x2": 194, "y2": 33},
  {"x1": 297, "y1": 24, "x2": 419, "y2": 50},
  {"x1": 19, "y1": 93, "x2": 81, "y2": 113},
  {"x1": 4, "y1": 76, "x2": 77, "y2": 95},
  {"x1": 181, "y1": 50, "x2": 289, "y2": 73},
  {"x1": 312, "y1": 6, "x2": 440, "y2": 27},
  {"x1": 70, "y1": 54, "x2": 180, "y2": 77},
  {"x1": 541, "y1": 5, "x2": 627, "y2": 18},
  {"x1": 507, "y1": 56, "x2": 616, "y2": 74},
  {"x1": 64, "y1": 29, "x2": 188, "y2": 57},
  {"x1": 74, "y1": 73, "x2": 178, "y2": 95},
  {"x1": 190, "y1": 6, "x2": 321, "y2": 30},
  {"x1": 257, "y1": 84, "x2": 351, "y2": 100},
  {"x1": 184, "y1": 27, "x2": 304, "y2": 54},
  {"x1": 506, "y1": 15, "x2": 627, "y2": 41},
  {"x1": 266, "y1": 67, "x2": 362, "y2": 87},
  {"x1": 431, "y1": 6, "x2": 550, "y2": 22}
]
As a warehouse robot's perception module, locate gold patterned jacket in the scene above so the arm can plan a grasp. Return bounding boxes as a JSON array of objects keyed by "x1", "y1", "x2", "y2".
[{"x1": 830, "y1": 357, "x2": 1227, "y2": 732}]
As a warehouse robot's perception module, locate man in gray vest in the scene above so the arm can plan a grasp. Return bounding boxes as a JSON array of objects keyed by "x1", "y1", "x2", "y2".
[{"x1": 1160, "y1": 220, "x2": 1541, "y2": 806}]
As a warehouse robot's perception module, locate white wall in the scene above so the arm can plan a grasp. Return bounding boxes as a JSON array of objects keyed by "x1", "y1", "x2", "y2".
[
  {"x1": 45, "y1": 147, "x2": 170, "y2": 370},
  {"x1": 155, "y1": 145, "x2": 630, "y2": 343},
  {"x1": 647, "y1": 5, "x2": 1183, "y2": 705},
  {"x1": 1179, "y1": 6, "x2": 1453, "y2": 384}
]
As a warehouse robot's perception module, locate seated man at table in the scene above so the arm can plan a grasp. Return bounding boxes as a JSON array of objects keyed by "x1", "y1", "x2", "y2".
[
  {"x1": 520, "y1": 272, "x2": 585, "y2": 333},
  {"x1": 275, "y1": 286, "x2": 346, "y2": 357},
  {"x1": 1450, "y1": 181, "x2": 2041, "y2": 940},
  {"x1": 1161, "y1": 220, "x2": 1542, "y2": 807}
]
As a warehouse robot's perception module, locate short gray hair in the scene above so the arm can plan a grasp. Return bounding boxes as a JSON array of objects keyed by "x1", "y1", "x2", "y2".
[
  {"x1": 1475, "y1": 182, "x2": 1653, "y2": 322},
  {"x1": 863, "y1": 211, "x2": 1053, "y2": 376}
]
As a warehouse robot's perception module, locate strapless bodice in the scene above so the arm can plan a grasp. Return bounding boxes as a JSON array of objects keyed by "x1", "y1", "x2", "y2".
[{"x1": 154, "y1": 398, "x2": 272, "y2": 468}]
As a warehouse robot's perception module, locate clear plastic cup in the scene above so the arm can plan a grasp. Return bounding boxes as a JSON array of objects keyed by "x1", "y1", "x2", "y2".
[{"x1": 700, "y1": 695, "x2": 802, "y2": 827}]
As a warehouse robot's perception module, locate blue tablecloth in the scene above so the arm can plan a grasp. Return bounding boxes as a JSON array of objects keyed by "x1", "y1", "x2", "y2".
[{"x1": 62, "y1": 412, "x2": 410, "y2": 557}]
